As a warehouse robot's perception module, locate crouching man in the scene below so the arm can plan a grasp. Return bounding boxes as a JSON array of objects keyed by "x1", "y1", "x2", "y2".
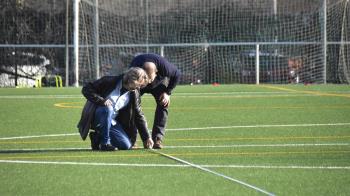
[{"x1": 78, "y1": 67, "x2": 154, "y2": 151}]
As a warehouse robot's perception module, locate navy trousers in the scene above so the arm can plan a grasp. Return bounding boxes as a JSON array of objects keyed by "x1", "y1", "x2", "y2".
[{"x1": 141, "y1": 77, "x2": 169, "y2": 141}]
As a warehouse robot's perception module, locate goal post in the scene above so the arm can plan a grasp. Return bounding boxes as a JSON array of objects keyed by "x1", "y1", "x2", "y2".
[
  {"x1": 74, "y1": 0, "x2": 350, "y2": 85},
  {"x1": 73, "y1": 0, "x2": 100, "y2": 87},
  {"x1": 73, "y1": 0, "x2": 80, "y2": 87}
]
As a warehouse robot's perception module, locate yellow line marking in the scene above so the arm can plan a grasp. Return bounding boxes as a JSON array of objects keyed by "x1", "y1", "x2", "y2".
[
  {"x1": 260, "y1": 85, "x2": 350, "y2": 98},
  {"x1": 1, "y1": 150, "x2": 349, "y2": 160},
  {"x1": 168, "y1": 135, "x2": 350, "y2": 141},
  {"x1": 54, "y1": 101, "x2": 350, "y2": 110},
  {"x1": 53, "y1": 102, "x2": 155, "y2": 109},
  {"x1": 52, "y1": 93, "x2": 320, "y2": 109},
  {"x1": 54, "y1": 102, "x2": 83, "y2": 108},
  {"x1": 1, "y1": 135, "x2": 349, "y2": 144}
]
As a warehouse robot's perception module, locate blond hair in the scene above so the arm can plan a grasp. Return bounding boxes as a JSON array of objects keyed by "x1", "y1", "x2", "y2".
[{"x1": 122, "y1": 67, "x2": 149, "y2": 90}]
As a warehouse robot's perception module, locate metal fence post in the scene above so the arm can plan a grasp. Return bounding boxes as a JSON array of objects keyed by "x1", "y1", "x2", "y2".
[
  {"x1": 256, "y1": 44, "x2": 260, "y2": 85},
  {"x1": 73, "y1": 0, "x2": 80, "y2": 87}
]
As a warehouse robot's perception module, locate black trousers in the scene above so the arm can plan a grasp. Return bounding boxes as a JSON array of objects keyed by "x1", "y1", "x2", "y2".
[{"x1": 140, "y1": 77, "x2": 169, "y2": 141}]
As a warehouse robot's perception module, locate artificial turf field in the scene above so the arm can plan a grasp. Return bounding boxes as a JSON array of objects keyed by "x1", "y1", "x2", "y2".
[{"x1": 0, "y1": 84, "x2": 349, "y2": 196}]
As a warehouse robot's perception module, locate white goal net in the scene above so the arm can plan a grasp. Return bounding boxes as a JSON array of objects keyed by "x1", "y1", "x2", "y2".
[{"x1": 76, "y1": 0, "x2": 350, "y2": 85}]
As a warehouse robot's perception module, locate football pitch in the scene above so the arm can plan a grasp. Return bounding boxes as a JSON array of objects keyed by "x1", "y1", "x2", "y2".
[{"x1": 0, "y1": 84, "x2": 350, "y2": 195}]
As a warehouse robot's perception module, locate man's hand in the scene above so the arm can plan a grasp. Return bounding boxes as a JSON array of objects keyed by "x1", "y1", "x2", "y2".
[
  {"x1": 104, "y1": 99, "x2": 113, "y2": 107},
  {"x1": 143, "y1": 138, "x2": 154, "y2": 149},
  {"x1": 159, "y1": 92, "x2": 170, "y2": 107}
]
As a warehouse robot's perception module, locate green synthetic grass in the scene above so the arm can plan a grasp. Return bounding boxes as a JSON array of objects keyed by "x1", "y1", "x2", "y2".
[{"x1": 0, "y1": 84, "x2": 350, "y2": 196}]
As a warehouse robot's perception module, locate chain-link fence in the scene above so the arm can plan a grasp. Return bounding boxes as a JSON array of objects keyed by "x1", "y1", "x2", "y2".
[{"x1": 1, "y1": 0, "x2": 349, "y2": 87}]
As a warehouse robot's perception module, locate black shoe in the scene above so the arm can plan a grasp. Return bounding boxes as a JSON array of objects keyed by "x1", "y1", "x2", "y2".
[
  {"x1": 89, "y1": 132, "x2": 100, "y2": 151},
  {"x1": 153, "y1": 138, "x2": 163, "y2": 149},
  {"x1": 100, "y1": 144, "x2": 116, "y2": 151}
]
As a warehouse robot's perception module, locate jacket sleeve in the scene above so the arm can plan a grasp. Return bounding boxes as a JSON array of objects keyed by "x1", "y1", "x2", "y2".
[
  {"x1": 82, "y1": 77, "x2": 107, "y2": 106},
  {"x1": 165, "y1": 69, "x2": 181, "y2": 95},
  {"x1": 131, "y1": 90, "x2": 151, "y2": 142},
  {"x1": 77, "y1": 100, "x2": 97, "y2": 140},
  {"x1": 157, "y1": 57, "x2": 181, "y2": 95}
]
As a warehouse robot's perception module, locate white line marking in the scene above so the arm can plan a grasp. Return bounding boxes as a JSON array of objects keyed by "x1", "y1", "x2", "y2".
[
  {"x1": 165, "y1": 143, "x2": 350, "y2": 148},
  {"x1": 0, "y1": 160, "x2": 349, "y2": 170},
  {"x1": 203, "y1": 165, "x2": 350, "y2": 170},
  {"x1": 0, "y1": 95, "x2": 84, "y2": 99},
  {"x1": 0, "y1": 133, "x2": 78, "y2": 140},
  {"x1": 0, "y1": 92, "x2": 288, "y2": 98},
  {"x1": 0, "y1": 91, "x2": 313, "y2": 99},
  {"x1": 0, "y1": 159, "x2": 184, "y2": 167},
  {"x1": 0, "y1": 147, "x2": 90, "y2": 152},
  {"x1": 150, "y1": 149, "x2": 275, "y2": 196},
  {"x1": 0, "y1": 91, "x2": 348, "y2": 99},
  {"x1": 167, "y1": 122, "x2": 350, "y2": 131},
  {"x1": 1, "y1": 122, "x2": 350, "y2": 140}
]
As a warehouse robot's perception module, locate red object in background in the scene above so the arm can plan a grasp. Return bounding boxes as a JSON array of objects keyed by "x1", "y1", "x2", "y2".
[{"x1": 212, "y1": 82, "x2": 220, "y2": 86}]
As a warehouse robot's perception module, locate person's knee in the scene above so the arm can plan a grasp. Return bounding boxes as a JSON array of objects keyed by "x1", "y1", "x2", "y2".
[
  {"x1": 160, "y1": 105, "x2": 168, "y2": 110},
  {"x1": 156, "y1": 103, "x2": 169, "y2": 112},
  {"x1": 118, "y1": 140, "x2": 132, "y2": 150},
  {"x1": 96, "y1": 106, "x2": 113, "y2": 116}
]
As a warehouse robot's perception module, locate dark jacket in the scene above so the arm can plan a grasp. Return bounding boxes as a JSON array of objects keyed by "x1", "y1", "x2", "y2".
[
  {"x1": 130, "y1": 53, "x2": 181, "y2": 95},
  {"x1": 77, "y1": 75, "x2": 150, "y2": 144}
]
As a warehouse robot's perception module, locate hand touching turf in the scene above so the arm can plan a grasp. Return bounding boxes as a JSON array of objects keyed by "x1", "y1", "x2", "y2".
[{"x1": 143, "y1": 138, "x2": 154, "y2": 149}]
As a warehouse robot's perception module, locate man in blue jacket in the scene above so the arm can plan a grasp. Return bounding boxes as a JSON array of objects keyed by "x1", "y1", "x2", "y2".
[{"x1": 130, "y1": 53, "x2": 181, "y2": 149}]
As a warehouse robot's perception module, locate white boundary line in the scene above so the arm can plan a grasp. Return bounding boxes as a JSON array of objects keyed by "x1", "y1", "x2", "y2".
[
  {"x1": 204, "y1": 165, "x2": 350, "y2": 170},
  {"x1": 1, "y1": 122, "x2": 350, "y2": 140},
  {"x1": 1, "y1": 90, "x2": 349, "y2": 99},
  {"x1": 0, "y1": 159, "x2": 183, "y2": 167},
  {"x1": 0, "y1": 95, "x2": 84, "y2": 99},
  {"x1": 167, "y1": 122, "x2": 350, "y2": 131},
  {"x1": 0, "y1": 133, "x2": 79, "y2": 140},
  {"x1": 0, "y1": 92, "x2": 317, "y2": 99},
  {"x1": 150, "y1": 149, "x2": 275, "y2": 196},
  {"x1": 0, "y1": 159, "x2": 349, "y2": 170},
  {"x1": 165, "y1": 143, "x2": 350, "y2": 148},
  {"x1": 0, "y1": 147, "x2": 90, "y2": 151},
  {"x1": 0, "y1": 92, "x2": 290, "y2": 98}
]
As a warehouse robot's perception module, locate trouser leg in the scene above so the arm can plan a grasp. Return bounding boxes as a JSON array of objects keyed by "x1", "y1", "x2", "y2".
[
  {"x1": 109, "y1": 122, "x2": 132, "y2": 150},
  {"x1": 152, "y1": 103, "x2": 168, "y2": 141},
  {"x1": 93, "y1": 106, "x2": 113, "y2": 145},
  {"x1": 142, "y1": 77, "x2": 170, "y2": 141}
]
